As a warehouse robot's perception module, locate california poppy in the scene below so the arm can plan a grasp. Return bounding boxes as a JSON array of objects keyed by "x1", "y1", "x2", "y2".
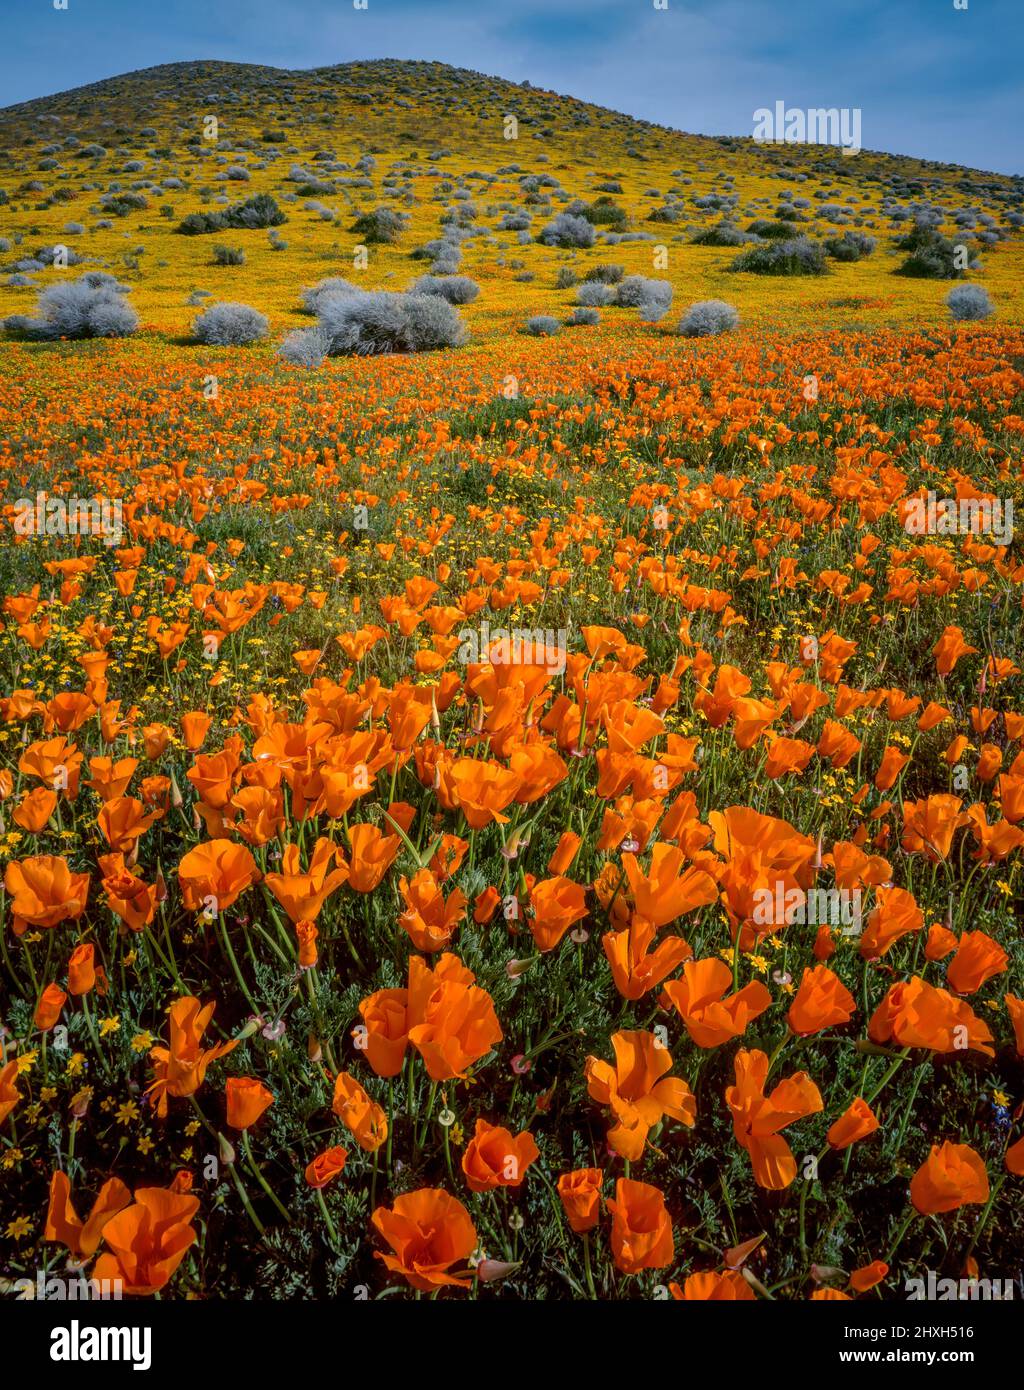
[
  {"x1": 4, "y1": 854, "x2": 90, "y2": 935},
  {"x1": 0, "y1": 1058, "x2": 23, "y2": 1125},
  {"x1": 669, "y1": 1270, "x2": 755, "y2": 1300},
  {"x1": 787, "y1": 965, "x2": 856, "y2": 1036},
  {"x1": 461, "y1": 1119, "x2": 539, "y2": 1192},
  {"x1": 146, "y1": 996, "x2": 238, "y2": 1117},
  {"x1": 34, "y1": 982, "x2": 68, "y2": 1030},
  {"x1": 910, "y1": 1141, "x2": 989, "y2": 1215},
  {"x1": 44, "y1": 1170, "x2": 131, "y2": 1258},
  {"x1": 827, "y1": 1098, "x2": 880, "y2": 1150},
  {"x1": 585, "y1": 1029, "x2": 696, "y2": 1160},
  {"x1": 556, "y1": 1168, "x2": 603, "y2": 1233},
  {"x1": 225, "y1": 1076, "x2": 274, "y2": 1130},
  {"x1": 371, "y1": 1188, "x2": 477, "y2": 1292},
  {"x1": 603, "y1": 915, "x2": 693, "y2": 1000},
  {"x1": 305, "y1": 1146, "x2": 348, "y2": 1189},
  {"x1": 726, "y1": 1048, "x2": 823, "y2": 1189},
  {"x1": 92, "y1": 1187, "x2": 201, "y2": 1294},
  {"x1": 346, "y1": 823, "x2": 401, "y2": 893},
  {"x1": 332, "y1": 1070, "x2": 388, "y2": 1151},
  {"x1": 606, "y1": 1178, "x2": 674, "y2": 1273},
  {"x1": 661, "y1": 958, "x2": 771, "y2": 1048}
]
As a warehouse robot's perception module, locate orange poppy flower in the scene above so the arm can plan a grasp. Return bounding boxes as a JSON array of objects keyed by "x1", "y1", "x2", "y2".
[
  {"x1": 178, "y1": 839, "x2": 260, "y2": 914},
  {"x1": 1006, "y1": 995, "x2": 1024, "y2": 1055},
  {"x1": 859, "y1": 886, "x2": 923, "y2": 959},
  {"x1": 621, "y1": 841, "x2": 718, "y2": 928},
  {"x1": 910, "y1": 1141, "x2": 989, "y2": 1215},
  {"x1": 4, "y1": 854, "x2": 90, "y2": 935},
  {"x1": 99, "y1": 852, "x2": 158, "y2": 932},
  {"x1": 874, "y1": 746, "x2": 910, "y2": 792},
  {"x1": 332, "y1": 1070, "x2": 388, "y2": 1152},
  {"x1": 97, "y1": 795, "x2": 157, "y2": 852},
  {"x1": 12, "y1": 786, "x2": 57, "y2": 833},
  {"x1": 225, "y1": 1077, "x2": 274, "y2": 1130},
  {"x1": 444, "y1": 757, "x2": 522, "y2": 828},
  {"x1": 606, "y1": 1178, "x2": 674, "y2": 1273},
  {"x1": 180, "y1": 711, "x2": 213, "y2": 751},
  {"x1": 0, "y1": 1058, "x2": 23, "y2": 1125},
  {"x1": 372, "y1": 1188, "x2": 477, "y2": 1292},
  {"x1": 305, "y1": 1146, "x2": 348, "y2": 1188},
  {"x1": 44, "y1": 1170, "x2": 131, "y2": 1258},
  {"x1": 901, "y1": 795, "x2": 966, "y2": 861},
  {"x1": 68, "y1": 943, "x2": 97, "y2": 996},
  {"x1": 406, "y1": 952, "x2": 503, "y2": 1081},
  {"x1": 946, "y1": 930, "x2": 1008, "y2": 994},
  {"x1": 868, "y1": 976, "x2": 994, "y2": 1057},
  {"x1": 603, "y1": 915, "x2": 692, "y2": 1000},
  {"x1": 34, "y1": 982, "x2": 68, "y2": 1031},
  {"x1": 585, "y1": 1029, "x2": 696, "y2": 1160},
  {"x1": 932, "y1": 626, "x2": 979, "y2": 677},
  {"x1": 661, "y1": 958, "x2": 771, "y2": 1048},
  {"x1": 264, "y1": 838, "x2": 349, "y2": 922},
  {"x1": 548, "y1": 829, "x2": 582, "y2": 875},
  {"x1": 146, "y1": 996, "x2": 238, "y2": 1117},
  {"x1": 92, "y1": 1187, "x2": 201, "y2": 1295},
  {"x1": 556, "y1": 1168, "x2": 603, "y2": 1233},
  {"x1": 461, "y1": 1119, "x2": 539, "y2": 1192},
  {"x1": 528, "y1": 875, "x2": 588, "y2": 952},
  {"x1": 669, "y1": 1270, "x2": 755, "y2": 1300},
  {"x1": 726, "y1": 1048, "x2": 823, "y2": 1189},
  {"x1": 763, "y1": 735, "x2": 815, "y2": 779},
  {"x1": 827, "y1": 1098, "x2": 880, "y2": 1150},
  {"x1": 849, "y1": 1260, "x2": 888, "y2": 1293},
  {"x1": 357, "y1": 986, "x2": 410, "y2": 1078},
  {"x1": 399, "y1": 868, "x2": 467, "y2": 953},
  {"x1": 925, "y1": 922, "x2": 958, "y2": 960},
  {"x1": 787, "y1": 965, "x2": 856, "y2": 1036},
  {"x1": 346, "y1": 823, "x2": 401, "y2": 893}
]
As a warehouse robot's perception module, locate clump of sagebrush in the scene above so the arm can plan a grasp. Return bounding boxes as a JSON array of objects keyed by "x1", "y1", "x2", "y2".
[
  {"x1": 677, "y1": 299, "x2": 739, "y2": 337},
  {"x1": 895, "y1": 226, "x2": 976, "y2": 278},
  {"x1": 278, "y1": 324, "x2": 333, "y2": 368},
  {"x1": 351, "y1": 207, "x2": 409, "y2": 244},
  {"x1": 525, "y1": 314, "x2": 560, "y2": 336},
  {"x1": 566, "y1": 307, "x2": 599, "y2": 326},
  {"x1": 554, "y1": 267, "x2": 578, "y2": 289},
  {"x1": 179, "y1": 192, "x2": 286, "y2": 235},
  {"x1": 409, "y1": 274, "x2": 480, "y2": 304},
  {"x1": 730, "y1": 236, "x2": 827, "y2": 275},
  {"x1": 282, "y1": 288, "x2": 467, "y2": 361},
  {"x1": 615, "y1": 275, "x2": 673, "y2": 321},
  {"x1": 4, "y1": 270, "x2": 138, "y2": 339},
  {"x1": 576, "y1": 282, "x2": 614, "y2": 307},
  {"x1": 212, "y1": 244, "x2": 245, "y2": 266},
  {"x1": 300, "y1": 277, "x2": 359, "y2": 314},
  {"x1": 537, "y1": 213, "x2": 595, "y2": 248},
  {"x1": 946, "y1": 283, "x2": 994, "y2": 321},
  {"x1": 583, "y1": 264, "x2": 624, "y2": 284},
  {"x1": 571, "y1": 197, "x2": 628, "y2": 231},
  {"x1": 191, "y1": 302, "x2": 268, "y2": 346},
  {"x1": 824, "y1": 230, "x2": 876, "y2": 262},
  {"x1": 746, "y1": 219, "x2": 803, "y2": 240}
]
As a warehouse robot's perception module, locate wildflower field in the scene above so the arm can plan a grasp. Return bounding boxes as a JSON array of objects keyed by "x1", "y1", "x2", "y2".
[{"x1": 1, "y1": 59, "x2": 1023, "y2": 1304}]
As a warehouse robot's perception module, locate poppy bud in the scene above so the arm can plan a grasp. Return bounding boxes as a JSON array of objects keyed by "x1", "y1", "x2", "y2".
[
  {"x1": 476, "y1": 1259, "x2": 520, "y2": 1283},
  {"x1": 218, "y1": 1132, "x2": 236, "y2": 1166},
  {"x1": 505, "y1": 958, "x2": 533, "y2": 979}
]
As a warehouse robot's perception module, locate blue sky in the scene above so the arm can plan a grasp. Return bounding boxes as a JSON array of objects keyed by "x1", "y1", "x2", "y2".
[{"x1": 4, "y1": 0, "x2": 1022, "y2": 174}]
